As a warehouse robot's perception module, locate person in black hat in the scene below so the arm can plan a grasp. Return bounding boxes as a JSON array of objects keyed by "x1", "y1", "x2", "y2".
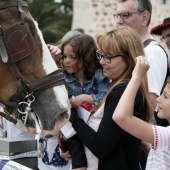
[
  {"x1": 151, "y1": 17, "x2": 170, "y2": 51},
  {"x1": 115, "y1": 0, "x2": 167, "y2": 117}
]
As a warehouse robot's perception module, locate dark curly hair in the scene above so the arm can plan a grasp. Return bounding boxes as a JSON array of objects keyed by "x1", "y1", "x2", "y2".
[{"x1": 60, "y1": 34, "x2": 100, "y2": 80}]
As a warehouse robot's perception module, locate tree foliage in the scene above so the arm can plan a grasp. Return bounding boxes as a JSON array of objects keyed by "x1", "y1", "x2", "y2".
[{"x1": 26, "y1": 0, "x2": 73, "y2": 44}]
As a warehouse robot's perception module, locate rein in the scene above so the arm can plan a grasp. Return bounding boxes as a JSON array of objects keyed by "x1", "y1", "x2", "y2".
[{"x1": 0, "y1": 0, "x2": 65, "y2": 124}]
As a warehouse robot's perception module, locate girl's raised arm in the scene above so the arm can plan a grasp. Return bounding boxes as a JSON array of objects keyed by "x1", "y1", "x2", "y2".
[{"x1": 112, "y1": 56, "x2": 154, "y2": 144}]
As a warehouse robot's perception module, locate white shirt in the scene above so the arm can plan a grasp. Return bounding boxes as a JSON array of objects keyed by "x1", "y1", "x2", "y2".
[
  {"x1": 146, "y1": 125, "x2": 170, "y2": 170},
  {"x1": 85, "y1": 102, "x2": 105, "y2": 170},
  {"x1": 36, "y1": 134, "x2": 71, "y2": 170},
  {"x1": 145, "y1": 43, "x2": 167, "y2": 96}
]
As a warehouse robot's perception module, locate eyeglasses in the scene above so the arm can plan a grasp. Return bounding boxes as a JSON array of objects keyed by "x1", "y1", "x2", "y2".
[
  {"x1": 113, "y1": 12, "x2": 138, "y2": 20},
  {"x1": 160, "y1": 33, "x2": 170, "y2": 41},
  {"x1": 96, "y1": 50, "x2": 124, "y2": 64}
]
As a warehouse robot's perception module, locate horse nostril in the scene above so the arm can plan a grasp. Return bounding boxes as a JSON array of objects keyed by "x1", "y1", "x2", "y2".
[{"x1": 58, "y1": 111, "x2": 69, "y2": 120}]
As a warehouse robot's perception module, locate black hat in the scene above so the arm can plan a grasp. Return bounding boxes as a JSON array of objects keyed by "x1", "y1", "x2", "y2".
[{"x1": 150, "y1": 17, "x2": 170, "y2": 35}]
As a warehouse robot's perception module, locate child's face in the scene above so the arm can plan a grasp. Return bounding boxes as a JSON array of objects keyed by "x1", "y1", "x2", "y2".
[
  {"x1": 157, "y1": 83, "x2": 170, "y2": 123},
  {"x1": 62, "y1": 44, "x2": 83, "y2": 74}
]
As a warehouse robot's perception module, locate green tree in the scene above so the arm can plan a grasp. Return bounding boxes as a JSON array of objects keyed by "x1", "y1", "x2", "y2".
[{"x1": 26, "y1": 0, "x2": 73, "y2": 44}]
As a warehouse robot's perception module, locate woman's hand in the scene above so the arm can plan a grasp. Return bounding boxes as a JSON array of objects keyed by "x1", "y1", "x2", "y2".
[{"x1": 47, "y1": 44, "x2": 62, "y2": 61}]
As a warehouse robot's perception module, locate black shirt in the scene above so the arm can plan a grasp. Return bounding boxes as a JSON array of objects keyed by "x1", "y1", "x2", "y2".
[{"x1": 70, "y1": 82, "x2": 147, "y2": 170}]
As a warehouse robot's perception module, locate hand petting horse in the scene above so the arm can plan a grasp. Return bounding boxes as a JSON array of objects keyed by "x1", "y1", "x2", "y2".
[{"x1": 0, "y1": 0, "x2": 70, "y2": 137}]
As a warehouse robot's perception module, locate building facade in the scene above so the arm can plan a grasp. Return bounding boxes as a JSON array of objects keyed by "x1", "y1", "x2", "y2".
[{"x1": 72, "y1": 0, "x2": 170, "y2": 54}]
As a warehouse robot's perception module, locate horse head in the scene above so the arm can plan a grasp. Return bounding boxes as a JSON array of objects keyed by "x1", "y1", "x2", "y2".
[{"x1": 0, "y1": 0, "x2": 70, "y2": 136}]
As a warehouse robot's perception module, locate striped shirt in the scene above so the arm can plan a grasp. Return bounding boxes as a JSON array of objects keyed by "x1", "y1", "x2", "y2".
[{"x1": 146, "y1": 125, "x2": 170, "y2": 170}]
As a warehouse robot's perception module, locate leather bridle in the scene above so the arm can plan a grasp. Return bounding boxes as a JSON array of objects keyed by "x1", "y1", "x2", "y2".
[{"x1": 0, "y1": 0, "x2": 65, "y2": 124}]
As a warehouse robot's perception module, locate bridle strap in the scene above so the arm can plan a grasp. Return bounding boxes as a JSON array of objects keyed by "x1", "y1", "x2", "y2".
[
  {"x1": 29, "y1": 70, "x2": 65, "y2": 92},
  {"x1": 0, "y1": 111, "x2": 17, "y2": 124},
  {"x1": 5, "y1": 69, "x2": 65, "y2": 107},
  {"x1": 0, "y1": 0, "x2": 27, "y2": 10},
  {"x1": 8, "y1": 57, "x2": 23, "y2": 81},
  {"x1": 7, "y1": 57, "x2": 28, "y2": 103},
  {"x1": 17, "y1": 0, "x2": 26, "y2": 23}
]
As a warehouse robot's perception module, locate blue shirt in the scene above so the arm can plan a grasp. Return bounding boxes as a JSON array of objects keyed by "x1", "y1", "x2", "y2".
[{"x1": 63, "y1": 69, "x2": 110, "y2": 106}]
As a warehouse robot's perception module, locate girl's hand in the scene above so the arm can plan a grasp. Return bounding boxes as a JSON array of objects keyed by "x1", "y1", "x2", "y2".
[
  {"x1": 132, "y1": 56, "x2": 150, "y2": 79},
  {"x1": 70, "y1": 94, "x2": 94, "y2": 108},
  {"x1": 70, "y1": 96, "x2": 84, "y2": 108},
  {"x1": 47, "y1": 44, "x2": 62, "y2": 61}
]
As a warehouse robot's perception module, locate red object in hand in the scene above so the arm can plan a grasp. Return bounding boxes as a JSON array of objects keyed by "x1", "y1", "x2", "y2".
[
  {"x1": 81, "y1": 102, "x2": 92, "y2": 111},
  {"x1": 58, "y1": 132, "x2": 68, "y2": 153}
]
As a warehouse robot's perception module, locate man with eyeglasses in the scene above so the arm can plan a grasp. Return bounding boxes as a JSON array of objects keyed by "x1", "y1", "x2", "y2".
[
  {"x1": 115, "y1": 0, "x2": 167, "y2": 116},
  {"x1": 115, "y1": 0, "x2": 168, "y2": 170}
]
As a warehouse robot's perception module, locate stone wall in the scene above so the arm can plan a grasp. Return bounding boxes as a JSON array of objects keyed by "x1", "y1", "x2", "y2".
[{"x1": 72, "y1": 0, "x2": 170, "y2": 54}]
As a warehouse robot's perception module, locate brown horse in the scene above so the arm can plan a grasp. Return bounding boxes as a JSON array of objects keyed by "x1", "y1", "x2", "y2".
[{"x1": 0, "y1": 0, "x2": 70, "y2": 136}]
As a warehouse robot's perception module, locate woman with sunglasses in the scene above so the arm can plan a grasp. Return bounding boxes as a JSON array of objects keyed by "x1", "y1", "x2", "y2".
[{"x1": 68, "y1": 26, "x2": 152, "y2": 170}]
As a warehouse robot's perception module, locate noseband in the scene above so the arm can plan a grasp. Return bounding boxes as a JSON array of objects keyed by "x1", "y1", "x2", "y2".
[{"x1": 0, "y1": 0, "x2": 65, "y2": 124}]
